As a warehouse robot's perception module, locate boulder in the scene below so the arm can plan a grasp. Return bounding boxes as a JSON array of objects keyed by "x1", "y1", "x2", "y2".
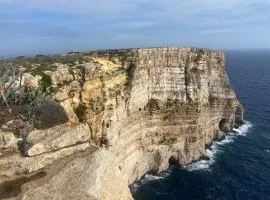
[
  {"x1": 1, "y1": 119, "x2": 34, "y2": 137},
  {"x1": 54, "y1": 86, "x2": 79, "y2": 123},
  {"x1": 51, "y1": 64, "x2": 73, "y2": 86},
  {"x1": 0, "y1": 131, "x2": 19, "y2": 156},
  {"x1": 25, "y1": 123, "x2": 90, "y2": 156},
  {"x1": 22, "y1": 73, "x2": 40, "y2": 89},
  {"x1": 0, "y1": 143, "x2": 92, "y2": 183}
]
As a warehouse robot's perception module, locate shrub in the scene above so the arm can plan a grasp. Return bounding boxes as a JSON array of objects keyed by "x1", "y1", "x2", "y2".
[
  {"x1": 31, "y1": 71, "x2": 53, "y2": 92},
  {"x1": 23, "y1": 89, "x2": 53, "y2": 127},
  {"x1": 0, "y1": 66, "x2": 22, "y2": 113},
  {"x1": 37, "y1": 100, "x2": 69, "y2": 129}
]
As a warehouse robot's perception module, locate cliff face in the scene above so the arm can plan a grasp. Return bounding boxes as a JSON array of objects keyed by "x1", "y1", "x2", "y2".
[
  {"x1": 0, "y1": 48, "x2": 243, "y2": 200},
  {"x1": 73, "y1": 48, "x2": 242, "y2": 183}
]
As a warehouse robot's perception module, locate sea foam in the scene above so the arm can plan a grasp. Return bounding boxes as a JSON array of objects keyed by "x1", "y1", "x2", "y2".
[
  {"x1": 185, "y1": 121, "x2": 252, "y2": 171},
  {"x1": 131, "y1": 121, "x2": 253, "y2": 190}
]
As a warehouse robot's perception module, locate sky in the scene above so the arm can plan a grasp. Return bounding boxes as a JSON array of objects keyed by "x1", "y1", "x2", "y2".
[{"x1": 0, "y1": 0, "x2": 270, "y2": 56}]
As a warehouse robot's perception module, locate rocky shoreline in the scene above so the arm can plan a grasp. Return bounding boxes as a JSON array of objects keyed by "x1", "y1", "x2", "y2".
[{"x1": 0, "y1": 47, "x2": 243, "y2": 200}]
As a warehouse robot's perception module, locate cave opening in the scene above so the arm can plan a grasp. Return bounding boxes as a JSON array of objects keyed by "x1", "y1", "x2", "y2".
[
  {"x1": 168, "y1": 156, "x2": 179, "y2": 167},
  {"x1": 219, "y1": 118, "x2": 229, "y2": 132}
]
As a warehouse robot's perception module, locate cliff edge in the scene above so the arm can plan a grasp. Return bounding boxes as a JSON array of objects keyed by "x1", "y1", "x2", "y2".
[{"x1": 0, "y1": 47, "x2": 243, "y2": 200}]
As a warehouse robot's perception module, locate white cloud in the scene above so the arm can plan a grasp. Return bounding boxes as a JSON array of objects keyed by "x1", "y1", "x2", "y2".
[
  {"x1": 0, "y1": 0, "x2": 270, "y2": 53},
  {"x1": 1, "y1": 0, "x2": 269, "y2": 16},
  {"x1": 199, "y1": 27, "x2": 247, "y2": 35},
  {"x1": 1, "y1": 0, "x2": 270, "y2": 30}
]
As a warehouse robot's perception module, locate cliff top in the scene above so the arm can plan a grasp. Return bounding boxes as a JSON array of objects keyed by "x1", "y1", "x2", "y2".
[{"x1": 0, "y1": 47, "x2": 224, "y2": 72}]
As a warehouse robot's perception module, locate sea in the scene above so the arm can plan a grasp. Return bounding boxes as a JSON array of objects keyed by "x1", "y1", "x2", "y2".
[{"x1": 131, "y1": 50, "x2": 270, "y2": 200}]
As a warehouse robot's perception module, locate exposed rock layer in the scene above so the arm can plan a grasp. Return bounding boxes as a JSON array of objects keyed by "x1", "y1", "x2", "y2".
[
  {"x1": 71, "y1": 48, "x2": 241, "y2": 183},
  {"x1": 0, "y1": 47, "x2": 243, "y2": 200}
]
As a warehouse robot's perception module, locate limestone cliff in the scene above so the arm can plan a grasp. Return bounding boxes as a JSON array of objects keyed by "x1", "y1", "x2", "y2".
[
  {"x1": 0, "y1": 47, "x2": 243, "y2": 200},
  {"x1": 54, "y1": 47, "x2": 242, "y2": 180}
]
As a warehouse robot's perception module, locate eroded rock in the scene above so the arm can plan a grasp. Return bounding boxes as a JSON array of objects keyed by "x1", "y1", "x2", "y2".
[
  {"x1": 20, "y1": 150, "x2": 132, "y2": 200},
  {"x1": 235, "y1": 103, "x2": 244, "y2": 125},
  {"x1": 0, "y1": 47, "x2": 244, "y2": 200},
  {"x1": 21, "y1": 73, "x2": 40, "y2": 89},
  {"x1": 25, "y1": 123, "x2": 91, "y2": 156},
  {"x1": 1, "y1": 119, "x2": 34, "y2": 138},
  {"x1": 0, "y1": 131, "x2": 19, "y2": 156}
]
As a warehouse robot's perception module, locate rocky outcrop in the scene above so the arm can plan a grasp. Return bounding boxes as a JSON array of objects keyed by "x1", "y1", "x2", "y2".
[
  {"x1": 0, "y1": 123, "x2": 96, "y2": 198},
  {"x1": 0, "y1": 47, "x2": 243, "y2": 200},
  {"x1": 19, "y1": 149, "x2": 133, "y2": 200},
  {"x1": 71, "y1": 48, "x2": 241, "y2": 182},
  {"x1": 21, "y1": 73, "x2": 40, "y2": 89},
  {"x1": 24, "y1": 123, "x2": 91, "y2": 156},
  {"x1": 0, "y1": 131, "x2": 19, "y2": 156},
  {"x1": 235, "y1": 103, "x2": 244, "y2": 125}
]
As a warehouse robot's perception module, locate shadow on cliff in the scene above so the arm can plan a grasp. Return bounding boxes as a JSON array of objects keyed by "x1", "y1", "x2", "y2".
[
  {"x1": 0, "y1": 171, "x2": 47, "y2": 199},
  {"x1": 37, "y1": 100, "x2": 69, "y2": 129}
]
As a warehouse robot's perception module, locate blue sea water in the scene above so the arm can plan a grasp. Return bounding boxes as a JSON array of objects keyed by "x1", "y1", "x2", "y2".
[{"x1": 131, "y1": 50, "x2": 270, "y2": 200}]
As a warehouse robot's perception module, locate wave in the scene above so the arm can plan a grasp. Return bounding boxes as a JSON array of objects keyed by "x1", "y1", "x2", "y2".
[
  {"x1": 141, "y1": 170, "x2": 171, "y2": 182},
  {"x1": 144, "y1": 174, "x2": 165, "y2": 181},
  {"x1": 264, "y1": 149, "x2": 270, "y2": 153},
  {"x1": 185, "y1": 121, "x2": 253, "y2": 171},
  {"x1": 132, "y1": 170, "x2": 171, "y2": 189},
  {"x1": 131, "y1": 173, "x2": 168, "y2": 193},
  {"x1": 131, "y1": 121, "x2": 253, "y2": 192},
  {"x1": 233, "y1": 121, "x2": 252, "y2": 136}
]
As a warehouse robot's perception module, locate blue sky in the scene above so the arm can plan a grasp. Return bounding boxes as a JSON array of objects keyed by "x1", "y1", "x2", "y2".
[{"x1": 0, "y1": 0, "x2": 270, "y2": 56}]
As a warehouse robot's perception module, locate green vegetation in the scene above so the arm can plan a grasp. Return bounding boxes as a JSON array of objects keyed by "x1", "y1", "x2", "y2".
[
  {"x1": 0, "y1": 64, "x2": 57, "y2": 128},
  {"x1": 23, "y1": 89, "x2": 53, "y2": 127},
  {"x1": 0, "y1": 52, "x2": 89, "y2": 73},
  {"x1": 31, "y1": 71, "x2": 53, "y2": 92},
  {"x1": 0, "y1": 49, "x2": 135, "y2": 128},
  {"x1": 37, "y1": 100, "x2": 69, "y2": 129},
  {"x1": 0, "y1": 66, "x2": 22, "y2": 113}
]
